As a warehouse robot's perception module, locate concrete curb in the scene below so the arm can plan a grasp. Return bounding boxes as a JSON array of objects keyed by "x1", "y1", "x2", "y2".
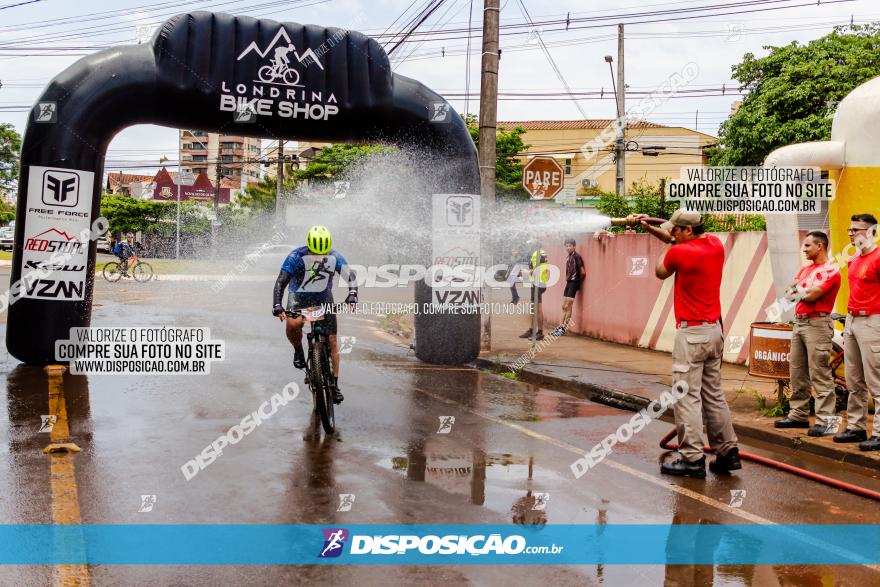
[{"x1": 475, "y1": 356, "x2": 880, "y2": 470}]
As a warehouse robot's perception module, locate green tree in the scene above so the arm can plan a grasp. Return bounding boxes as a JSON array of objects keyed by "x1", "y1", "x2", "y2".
[
  {"x1": 711, "y1": 24, "x2": 880, "y2": 165},
  {"x1": 236, "y1": 175, "x2": 279, "y2": 214},
  {"x1": 0, "y1": 199, "x2": 15, "y2": 224},
  {"x1": 100, "y1": 193, "x2": 167, "y2": 235},
  {"x1": 1, "y1": 123, "x2": 22, "y2": 194},
  {"x1": 464, "y1": 114, "x2": 531, "y2": 197},
  {"x1": 293, "y1": 143, "x2": 391, "y2": 184}
]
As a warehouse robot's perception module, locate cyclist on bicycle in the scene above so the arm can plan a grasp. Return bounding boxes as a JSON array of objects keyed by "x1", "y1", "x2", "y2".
[
  {"x1": 272, "y1": 43, "x2": 295, "y2": 72},
  {"x1": 272, "y1": 225, "x2": 357, "y2": 404},
  {"x1": 112, "y1": 233, "x2": 135, "y2": 277}
]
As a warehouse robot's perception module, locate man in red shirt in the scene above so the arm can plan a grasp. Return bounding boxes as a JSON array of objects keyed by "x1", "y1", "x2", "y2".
[
  {"x1": 774, "y1": 231, "x2": 841, "y2": 436},
  {"x1": 834, "y1": 213, "x2": 880, "y2": 450},
  {"x1": 634, "y1": 209, "x2": 740, "y2": 478}
]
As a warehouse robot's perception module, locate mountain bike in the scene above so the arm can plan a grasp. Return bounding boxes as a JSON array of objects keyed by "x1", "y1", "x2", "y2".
[
  {"x1": 103, "y1": 255, "x2": 154, "y2": 283},
  {"x1": 286, "y1": 306, "x2": 336, "y2": 434},
  {"x1": 258, "y1": 60, "x2": 300, "y2": 86}
]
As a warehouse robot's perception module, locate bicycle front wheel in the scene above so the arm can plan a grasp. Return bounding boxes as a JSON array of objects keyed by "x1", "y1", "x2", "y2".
[
  {"x1": 132, "y1": 262, "x2": 154, "y2": 282},
  {"x1": 102, "y1": 262, "x2": 123, "y2": 282},
  {"x1": 311, "y1": 338, "x2": 335, "y2": 434}
]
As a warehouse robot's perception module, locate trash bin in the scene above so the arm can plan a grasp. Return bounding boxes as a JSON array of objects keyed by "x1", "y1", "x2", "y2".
[{"x1": 748, "y1": 322, "x2": 793, "y2": 380}]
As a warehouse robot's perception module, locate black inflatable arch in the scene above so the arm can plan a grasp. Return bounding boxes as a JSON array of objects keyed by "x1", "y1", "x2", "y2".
[{"x1": 8, "y1": 11, "x2": 480, "y2": 366}]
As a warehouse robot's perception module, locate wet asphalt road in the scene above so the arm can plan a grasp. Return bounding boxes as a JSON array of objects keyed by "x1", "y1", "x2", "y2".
[{"x1": 1, "y1": 267, "x2": 880, "y2": 586}]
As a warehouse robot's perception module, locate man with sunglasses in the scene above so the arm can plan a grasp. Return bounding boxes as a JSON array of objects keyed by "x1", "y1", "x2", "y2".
[
  {"x1": 835, "y1": 213, "x2": 880, "y2": 450},
  {"x1": 631, "y1": 209, "x2": 740, "y2": 478}
]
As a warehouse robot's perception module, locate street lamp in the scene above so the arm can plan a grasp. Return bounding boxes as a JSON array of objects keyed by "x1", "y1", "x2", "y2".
[
  {"x1": 604, "y1": 54, "x2": 625, "y2": 195},
  {"x1": 604, "y1": 55, "x2": 619, "y2": 118}
]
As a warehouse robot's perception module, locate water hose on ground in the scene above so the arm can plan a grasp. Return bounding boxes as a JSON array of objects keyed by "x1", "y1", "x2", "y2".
[{"x1": 659, "y1": 429, "x2": 880, "y2": 502}]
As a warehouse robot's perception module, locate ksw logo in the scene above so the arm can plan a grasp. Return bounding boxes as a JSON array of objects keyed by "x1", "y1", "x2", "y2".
[
  {"x1": 25, "y1": 279, "x2": 84, "y2": 300},
  {"x1": 24, "y1": 228, "x2": 84, "y2": 255},
  {"x1": 238, "y1": 27, "x2": 324, "y2": 87},
  {"x1": 25, "y1": 260, "x2": 85, "y2": 272},
  {"x1": 42, "y1": 170, "x2": 79, "y2": 207},
  {"x1": 446, "y1": 196, "x2": 474, "y2": 226}
]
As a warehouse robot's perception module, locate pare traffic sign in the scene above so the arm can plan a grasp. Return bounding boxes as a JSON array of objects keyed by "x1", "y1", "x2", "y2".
[{"x1": 523, "y1": 156, "x2": 564, "y2": 200}]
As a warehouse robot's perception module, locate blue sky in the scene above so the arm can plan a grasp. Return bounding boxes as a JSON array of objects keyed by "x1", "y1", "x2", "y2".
[{"x1": 1, "y1": 0, "x2": 878, "y2": 174}]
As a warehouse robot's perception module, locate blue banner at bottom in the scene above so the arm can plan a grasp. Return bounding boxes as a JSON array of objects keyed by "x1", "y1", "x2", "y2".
[{"x1": 0, "y1": 524, "x2": 877, "y2": 565}]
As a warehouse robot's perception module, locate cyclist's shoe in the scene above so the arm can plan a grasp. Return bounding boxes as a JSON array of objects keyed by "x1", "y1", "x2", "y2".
[
  {"x1": 518, "y1": 329, "x2": 533, "y2": 338},
  {"x1": 332, "y1": 386, "x2": 344, "y2": 404},
  {"x1": 293, "y1": 349, "x2": 306, "y2": 369},
  {"x1": 535, "y1": 330, "x2": 545, "y2": 341}
]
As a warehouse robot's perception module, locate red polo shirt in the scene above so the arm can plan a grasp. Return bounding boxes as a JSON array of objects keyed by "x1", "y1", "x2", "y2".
[
  {"x1": 848, "y1": 247, "x2": 880, "y2": 313},
  {"x1": 663, "y1": 234, "x2": 724, "y2": 326},
  {"x1": 795, "y1": 262, "x2": 841, "y2": 315}
]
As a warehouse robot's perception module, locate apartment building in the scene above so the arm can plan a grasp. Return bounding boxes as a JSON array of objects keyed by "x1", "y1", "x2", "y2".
[{"x1": 179, "y1": 130, "x2": 262, "y2": 186}]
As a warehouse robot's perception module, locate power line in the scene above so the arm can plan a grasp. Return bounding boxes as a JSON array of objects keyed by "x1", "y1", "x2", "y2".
[
  {"x1": 0, "y1": 0, "x2": 45, "y2": 10},
  {"x1": 387, "y1": 0, "x2": 449, "y2": 55}
]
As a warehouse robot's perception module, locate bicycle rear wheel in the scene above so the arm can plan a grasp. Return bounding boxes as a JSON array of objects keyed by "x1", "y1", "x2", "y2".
[
  {"x1": 310, "y1": 338, "x2": 335, "y2": 434},
  {"x1": 132, "y1": 261, "x2": 153, "y2": 282},
  {"x1": 102, "y1": 262, "x2": 123, "y2": 282}
]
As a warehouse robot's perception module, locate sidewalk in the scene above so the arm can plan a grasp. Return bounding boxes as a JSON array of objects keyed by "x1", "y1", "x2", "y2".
[{"x1": 478, "y1": 312, "x2": 880, "y2": 470}]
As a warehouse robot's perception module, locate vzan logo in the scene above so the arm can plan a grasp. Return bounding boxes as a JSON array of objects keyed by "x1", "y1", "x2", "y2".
[
  {"x1": 220, "y1": 27, "x2": 339, "y2": 122},
  {"x1": 42, "y1": 170, "x2": 79, "y2": 207}
]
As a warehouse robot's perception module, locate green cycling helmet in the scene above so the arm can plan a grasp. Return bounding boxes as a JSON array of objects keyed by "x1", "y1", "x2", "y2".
[{"x1": 306, "y1": 225, "x2": 333, "y2": 255}]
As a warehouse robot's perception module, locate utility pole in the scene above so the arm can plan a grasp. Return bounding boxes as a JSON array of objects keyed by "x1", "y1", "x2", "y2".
[
  {"x1": 615, "y1": 23, "x2": 625, "y2": 196},
  {"x1": 275, "y1": 139, "x2": 285, "y2": 225},
  {"x1": 478, "y1": 0, "x2": 499, "y2": 351},
  {"x1": 212, "y1": 159, "x2": 221, "y2": 257}
]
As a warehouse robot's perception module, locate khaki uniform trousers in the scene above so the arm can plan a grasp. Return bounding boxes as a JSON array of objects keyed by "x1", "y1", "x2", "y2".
[
  {"x1": 788, "y1": 316, "x2": 836, "y2": 424},
  {"x1": 671, "y1": 322, "x2": 738, "y2": 461},
  {"x1": 843, "y1": 314, "x2": 880, "y2": 433}
]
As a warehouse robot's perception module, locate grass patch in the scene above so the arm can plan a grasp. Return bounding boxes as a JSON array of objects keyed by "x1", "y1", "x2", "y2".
[
  {"x1": 753, "y1": 389, "x2": 786, "y2": 417},
  {"x1": 0, "y1": 250, "x2": 11, "y2": 260}
]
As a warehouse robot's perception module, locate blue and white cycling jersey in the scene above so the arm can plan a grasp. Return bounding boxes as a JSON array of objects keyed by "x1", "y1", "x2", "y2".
[{"x1": 279, "y1": 246, "x2": 350, "y2": 305}]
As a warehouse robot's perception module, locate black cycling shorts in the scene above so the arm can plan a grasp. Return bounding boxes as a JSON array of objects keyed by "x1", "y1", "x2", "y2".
[
  {"x1": 563, "y1": 281, "x2": 581, "y2": 299},
  {"x1": 287, "y1": 300, "x2": 338, "y2": 335}
]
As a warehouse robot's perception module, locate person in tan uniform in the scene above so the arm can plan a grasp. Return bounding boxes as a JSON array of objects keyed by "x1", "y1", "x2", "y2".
[
  {"x1": 634, "y1": 210, "x2": 740, "y2": 478},
  {"x1": 774, "y1": 231, "x2": 841, "y2": 436},
  {"x1": 834, "y1": 213, "x2": 880, "y2": 450}
]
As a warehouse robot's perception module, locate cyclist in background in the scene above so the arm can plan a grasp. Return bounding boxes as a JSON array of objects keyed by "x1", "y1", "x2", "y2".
[
  {"x1": 273, "y1": 226, "x2": 358, "y2": 404},
  {"x1": 112, "y1": 233, "x2": 136, "y2": 277}
]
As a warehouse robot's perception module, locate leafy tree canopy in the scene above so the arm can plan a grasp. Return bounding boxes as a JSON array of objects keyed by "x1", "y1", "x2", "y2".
[{"x1": 711, "y1": 24, "x2": 880, "y2": 165}]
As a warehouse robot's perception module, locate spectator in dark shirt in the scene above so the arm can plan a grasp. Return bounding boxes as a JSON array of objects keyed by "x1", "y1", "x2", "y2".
[{"x1": 552, "y1": 238, "x2": 584, "y2": 336}]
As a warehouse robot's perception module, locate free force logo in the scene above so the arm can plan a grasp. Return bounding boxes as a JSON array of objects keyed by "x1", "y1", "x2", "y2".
[
  {"x1": 446, "y1": 196, "x2": 474, "y2": 227},
  {"x1": 319, "y1": 528, "x2": 349, "y2": 558},
  {"x1": 42, "y1": 170, "x2": 79, "y2": 207}
]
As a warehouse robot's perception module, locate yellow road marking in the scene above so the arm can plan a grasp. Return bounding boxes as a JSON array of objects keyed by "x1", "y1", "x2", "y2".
[{"x1": 44, "y1": 365, "x2": 90, "y2": 587}]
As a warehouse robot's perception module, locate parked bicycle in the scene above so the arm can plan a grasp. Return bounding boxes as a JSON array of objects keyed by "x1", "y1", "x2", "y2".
[
  {"x1": 286, "y1": 306, "x2": 336, "y2": 434},
  {"x1": 102, "y1": 255, "x2": 154, "y2": 283}
]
